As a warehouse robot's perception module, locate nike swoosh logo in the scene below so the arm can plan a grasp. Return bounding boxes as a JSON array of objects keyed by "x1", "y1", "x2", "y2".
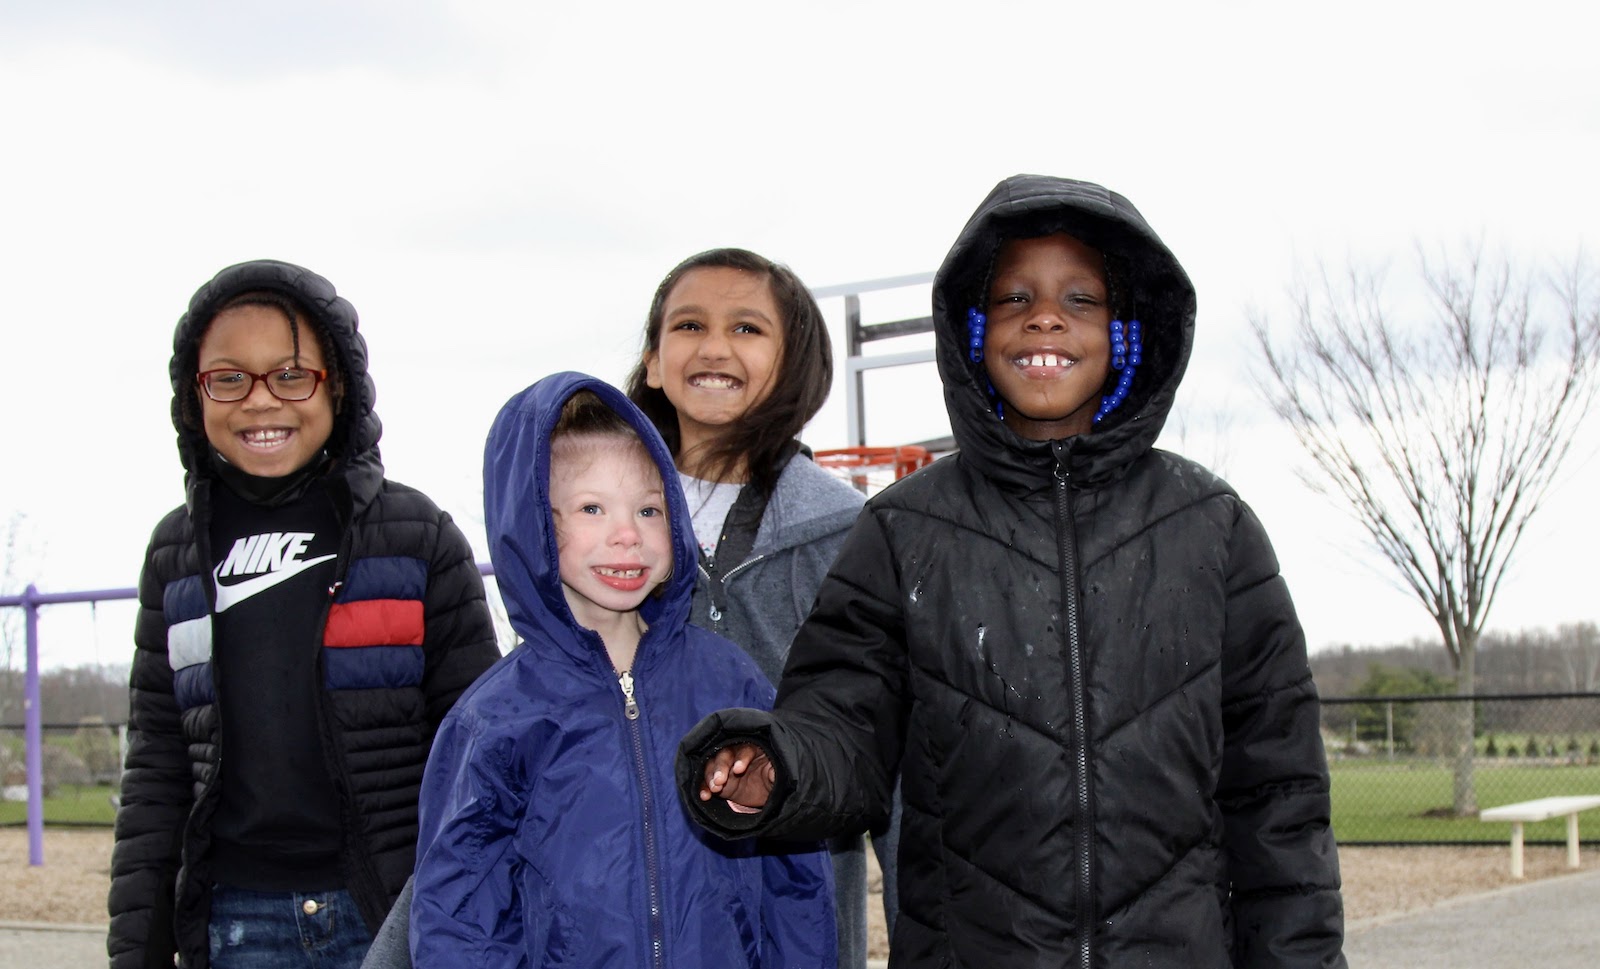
[{"x1": 213, "y1": 554, "x2": 337, "y2": 612}]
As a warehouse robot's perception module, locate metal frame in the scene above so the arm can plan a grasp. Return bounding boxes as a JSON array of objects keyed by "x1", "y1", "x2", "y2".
[
  {"x1": 811, "y1": 272, "x2": 937, "y2": 447},
  {"x1": 0, "y1": 561, "x2": 500, "y2": 866}
]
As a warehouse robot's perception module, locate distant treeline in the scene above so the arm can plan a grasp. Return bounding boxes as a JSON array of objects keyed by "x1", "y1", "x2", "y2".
[
  {"x1": 0, "y1": 662, "x2": 130, "y2": 726},
  {"x1": 1310, "y1": 621, "x2": 1600, "y2": 698},
  {"x1": 1, "y1": 622, "x2": 1596, "y2": 728}
]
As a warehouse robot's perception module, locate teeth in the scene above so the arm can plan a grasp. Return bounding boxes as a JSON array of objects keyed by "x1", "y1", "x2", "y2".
[
  {"x1": 597, "y1": 567, "x2": 643, "y2": 578},
  {"x1": 1023, "y1": 353, "x2": 1070, "y2": 368},
  {"x1": 690, "y1": 374, "x2": 738, "y2": 390},
  {"x1": 241, "y1": 429, "x2": 290, "y2": 446}
]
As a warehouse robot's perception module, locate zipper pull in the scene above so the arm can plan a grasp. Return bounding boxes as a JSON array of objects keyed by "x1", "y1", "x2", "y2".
[
  {"x1": 618, "y1": 669, "x2": 640, "y2": 720},
  {"x1": 1052, "y1": 440, "x2": 1072, "y2": 485}
]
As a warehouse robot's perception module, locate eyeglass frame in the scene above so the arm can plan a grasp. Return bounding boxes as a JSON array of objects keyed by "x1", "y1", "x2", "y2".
[{"x1": 196, "y1": 367, "x2": 330, "y2": 403}]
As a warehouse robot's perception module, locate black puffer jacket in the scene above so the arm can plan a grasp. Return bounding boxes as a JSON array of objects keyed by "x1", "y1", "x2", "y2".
[
  {"x1": 108, "y1": 260, "x2": 500, "y2": 969},
  {"x1": 682, "y1": 176, "x2": 1345, "y2": 967}
]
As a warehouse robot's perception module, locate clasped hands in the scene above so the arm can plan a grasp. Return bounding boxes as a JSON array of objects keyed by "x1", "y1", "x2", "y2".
[{"x1": 698, "y1": 742, "x2": 776, "y2": 815}]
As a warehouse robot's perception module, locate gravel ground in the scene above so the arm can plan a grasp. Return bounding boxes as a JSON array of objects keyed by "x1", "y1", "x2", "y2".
[{"x1": 5, "y1": 827, "x2": 1595, "y2": 958}]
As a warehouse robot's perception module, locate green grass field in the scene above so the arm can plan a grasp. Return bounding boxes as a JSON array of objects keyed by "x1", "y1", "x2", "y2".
[
  {"x1": 5, "y1": 764, "x2": 1599, "y2": 843},
  {"x1": 0, "y1": 784, "x2": 118, "y2": 826},
  {"x1": 1331, "y1": 759, "x2": 1600, "y2": 842}
]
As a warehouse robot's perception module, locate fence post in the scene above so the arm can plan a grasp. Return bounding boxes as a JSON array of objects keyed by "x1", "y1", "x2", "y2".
[
  {"x1": 24, "y1": 583, "x2": 44, "y2": 866},
  {"x1": 1385, "y1": 701, "x2": 1395, "y2": 760}
]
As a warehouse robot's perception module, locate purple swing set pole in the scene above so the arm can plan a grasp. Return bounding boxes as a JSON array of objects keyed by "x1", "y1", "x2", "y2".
[
  {"x1": 6, "y1": 570, "x2": 492, "y2": 866},
  {"x1": 23, "y1": 584, "x2": 42, "y2": 867},
  {"x1": 3, "y1": 583, "x2": 139, "y2": 866}
]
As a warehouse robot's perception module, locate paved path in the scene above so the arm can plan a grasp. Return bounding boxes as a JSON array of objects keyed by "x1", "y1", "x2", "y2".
[
  {"x1": 0, "y1": 920, "x2": 105, "y2": 968},
  {"x1": 6, "y1": 870, "x2": 1597, "y2": 969},
  {"x1": 1345, "y1": 866, "x2": 1600, "y2": 968}
]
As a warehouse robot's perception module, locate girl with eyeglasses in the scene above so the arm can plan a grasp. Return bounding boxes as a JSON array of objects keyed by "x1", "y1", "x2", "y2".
[{"x1": 108, "y1": 259, "x2": 501, "y2": 969}]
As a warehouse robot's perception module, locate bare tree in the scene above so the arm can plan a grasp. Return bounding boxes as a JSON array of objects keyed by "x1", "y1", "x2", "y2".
[
  {"x1": 1, "y1": 513, "x2": 36, "y2": 725},
  {"x1": 1167, "y1": 390, "x2": 1239, "y2": 480},
  {"x1": 1556, "y1": 621, "x2": 1600, "y2": 693},
  {"x1": 1251, "y1": 243, "x2": 1600, "y2": 815}
]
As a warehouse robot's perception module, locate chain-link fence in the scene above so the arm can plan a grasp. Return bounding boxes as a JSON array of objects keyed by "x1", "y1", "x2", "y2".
[
  {"x1": 0, "y1": 720, "x2": 124, "y2": 826},
  {"x1": 7, "y1": 696, "x2": 1599, "y2": 843},
  {"x1": 1322, "y1": 692, "x2": 1600, "y2": 844}
]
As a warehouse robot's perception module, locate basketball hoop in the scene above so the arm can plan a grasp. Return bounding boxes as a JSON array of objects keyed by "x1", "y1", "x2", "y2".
[{"x1": 814, "y1": 446, "x2": 935, "y2": 495}]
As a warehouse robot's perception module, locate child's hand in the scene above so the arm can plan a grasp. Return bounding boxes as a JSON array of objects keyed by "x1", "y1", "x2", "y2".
[{"x1": 699, "y1": 743, "x2": 775, "y2": 814}]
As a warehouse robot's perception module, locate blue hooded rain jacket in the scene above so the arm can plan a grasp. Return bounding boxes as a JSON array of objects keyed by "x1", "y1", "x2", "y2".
[{"x1": 411, "y1": 372, "x2": 836, "y2": 968}]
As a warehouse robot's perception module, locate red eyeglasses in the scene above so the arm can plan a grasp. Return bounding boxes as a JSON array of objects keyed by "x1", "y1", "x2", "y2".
[{"x1": 196, "y1": 368, "x2": 328, "y2": 402}]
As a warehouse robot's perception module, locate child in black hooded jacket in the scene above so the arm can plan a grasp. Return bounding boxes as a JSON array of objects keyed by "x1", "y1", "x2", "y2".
[
  {"x1": 108, "y1": 260, "x2": 500, "y2": 969},
  {"x1": 682, "y1": 175, "x2": 1346, "y2": 968}
]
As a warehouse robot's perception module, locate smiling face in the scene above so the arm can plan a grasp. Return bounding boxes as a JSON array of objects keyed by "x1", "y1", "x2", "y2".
[
  {"x1": 642, "y1": 266, "x2": 784, "y2": 471},
  {"x1": 197, "y1": 304, "x2": 336, "y2": 476},
  {"x1": 981, "y1": 233, "x2": 1112, "y2": 440},
  {"x1": 549, "y1": 434, "x2": 672, "y2": 632}
]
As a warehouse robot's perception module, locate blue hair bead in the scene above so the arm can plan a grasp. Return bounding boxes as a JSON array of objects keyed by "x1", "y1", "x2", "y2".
[
  {"x1": 1093, "y1": 318, "x2": 1144, "y2": 425},
  {"x1": 967, "y1": 306, "x2": 1005, "y2": 420},
  {"x1": 967, "y1": 308, "x2": 986, "y2": 364}
]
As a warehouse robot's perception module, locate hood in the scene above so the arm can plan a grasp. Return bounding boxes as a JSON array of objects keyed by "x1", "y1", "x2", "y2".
[
  {"x1": 168, "y1": 259, "x2": 384, "y2": 504},
  {"x1": 483, "y1": 372, "x2": 697, "y2": 671},
  {"x1": 933, "y1": 174, "x2": 1196, "y2": 491}
]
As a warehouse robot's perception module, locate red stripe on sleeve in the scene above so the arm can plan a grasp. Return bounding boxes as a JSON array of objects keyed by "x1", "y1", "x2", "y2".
[{"x1": 323, "y1": 599, "x2": 425, "y2": 648}]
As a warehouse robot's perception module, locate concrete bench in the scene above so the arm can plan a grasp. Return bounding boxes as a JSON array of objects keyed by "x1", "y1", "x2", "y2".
[{"x1": 1479, "y1": 795, "x2": 1600, "y2": 877}]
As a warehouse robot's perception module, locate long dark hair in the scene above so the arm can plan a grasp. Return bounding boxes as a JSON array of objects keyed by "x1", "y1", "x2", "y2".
[{"x1": 624, "y1": 248, "x2": 831, "y2": 498}]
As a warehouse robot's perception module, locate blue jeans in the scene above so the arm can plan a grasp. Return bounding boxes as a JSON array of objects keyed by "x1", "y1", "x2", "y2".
[{"x1": 209, "y1": 885, "x2": 373, "y2": 969}]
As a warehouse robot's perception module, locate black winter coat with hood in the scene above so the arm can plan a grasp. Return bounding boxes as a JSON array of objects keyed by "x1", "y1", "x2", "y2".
[
  {"x1": 680, "y1": 176, "x2": 1346, "y2": 968},
  {"x1": 107, "y1": 260, "x2": 501, "y2": 969}
]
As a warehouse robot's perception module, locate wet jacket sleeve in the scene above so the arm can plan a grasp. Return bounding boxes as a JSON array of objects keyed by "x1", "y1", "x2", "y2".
[
  {"x1": 680, "y1": 507, "x2": 907, "y2": 842},
  {"x1": 410, "y1": 711, "x2": 528, "y2": 969},
  {"x1": 420, "y1": 511, "x2": 500, "y2": 729},
  {"x1": 107, "y1": 539, "x2": 191, "y2": 969},
  {"x1": 1216, "y1": 502, "x2": 1347, "y2": 969}
]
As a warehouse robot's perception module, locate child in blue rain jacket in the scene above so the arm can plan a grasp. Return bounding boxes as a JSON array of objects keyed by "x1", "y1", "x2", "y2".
[{"x1": 409, "y1": 372, "x2": 836, "y2": 969}]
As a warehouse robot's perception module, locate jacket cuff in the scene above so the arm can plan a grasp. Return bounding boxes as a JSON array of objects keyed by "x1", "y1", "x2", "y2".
[{"x1": 676, "y1": 709, "x2": 792, "y2": 836}]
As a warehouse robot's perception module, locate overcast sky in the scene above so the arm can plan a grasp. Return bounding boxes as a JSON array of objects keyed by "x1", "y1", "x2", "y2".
[{"x1": 3, "y1": 1, "x2": 1597, "y2": 669}]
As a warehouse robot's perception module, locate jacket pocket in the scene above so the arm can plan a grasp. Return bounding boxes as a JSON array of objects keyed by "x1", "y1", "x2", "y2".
[{"x1": 519, "y1": 861, "x2": 580, "y2": 964}]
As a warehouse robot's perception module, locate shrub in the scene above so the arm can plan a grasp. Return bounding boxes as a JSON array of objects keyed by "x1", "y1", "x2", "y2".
[{"x1": 73, "y1": 718, "x2": 121, "y2": 784}]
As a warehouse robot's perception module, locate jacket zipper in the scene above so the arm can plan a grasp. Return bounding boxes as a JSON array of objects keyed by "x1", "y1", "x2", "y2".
[
  {"x1": 618, "y1": 669, "x2": 665, "y2": 968},
  {"x1": 314, "y1": 540, "x2": 387, "y2": 926},
  {"x1": 1053, "y1": 442, "x2": 1094, "y2": 969},
  {"x1": 184, "y1": 484, "x2": 219, "y2": 969},
  {"x1": 699, "y1": 552, "x2": 767, "y2": 624}
]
